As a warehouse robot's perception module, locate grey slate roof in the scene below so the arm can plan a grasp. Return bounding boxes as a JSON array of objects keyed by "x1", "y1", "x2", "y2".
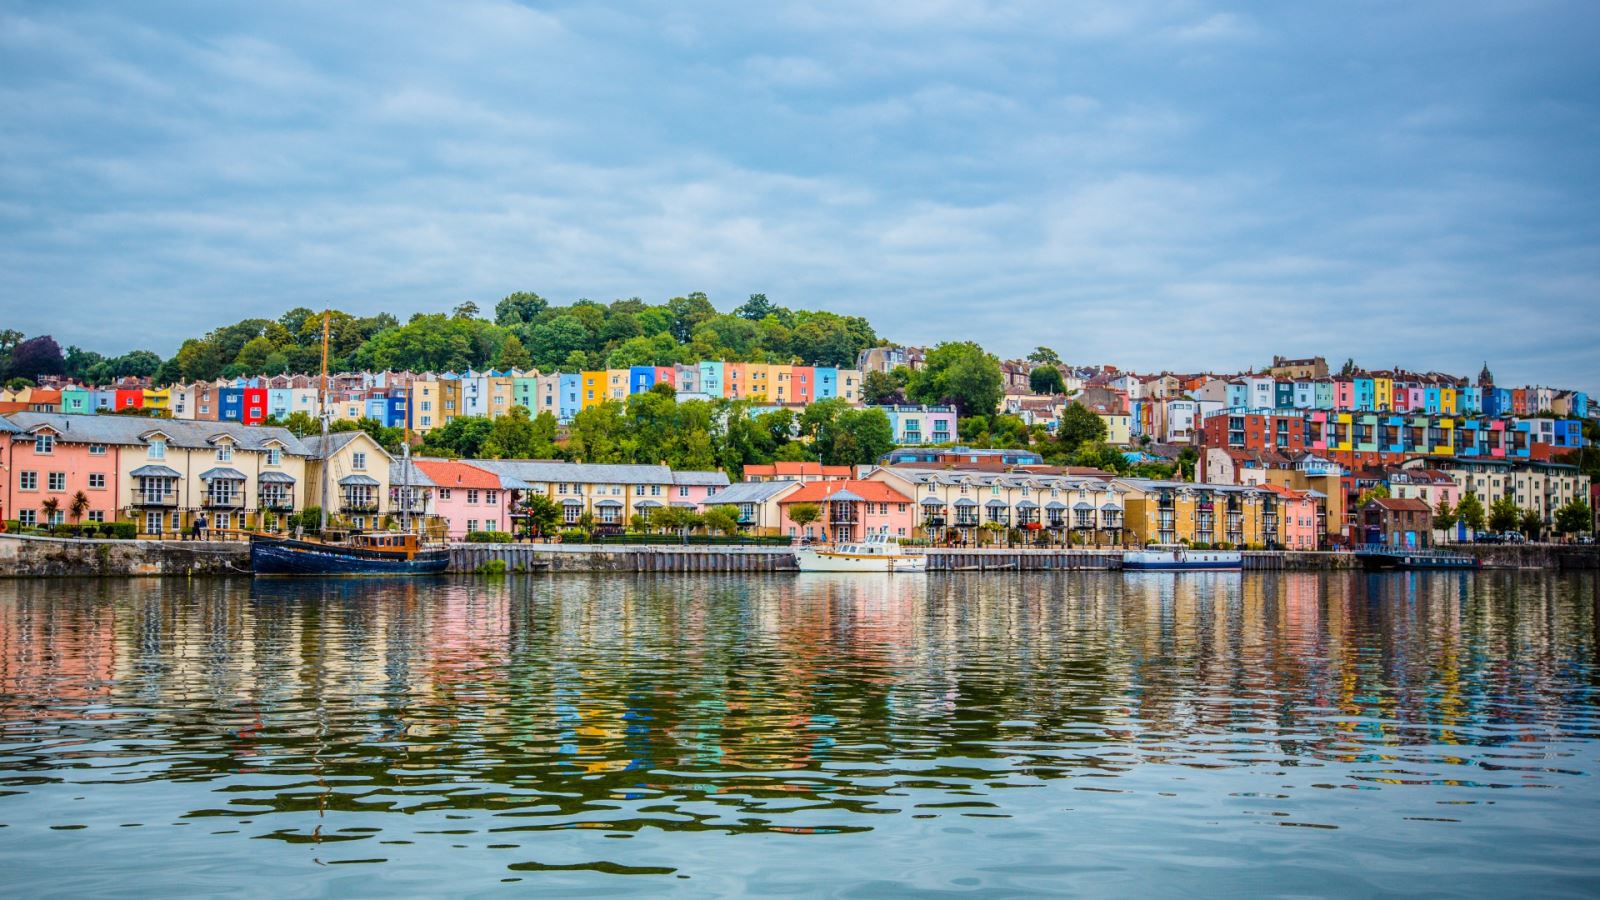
[
  {"x1": 199, "y1": 467, "x2": 247, "y2": 481},
  {"x1": 690, "y1": 481, "x2": 793, "y2": 505},
  {"x1": 5, "y1": 412, "x2": 310, "y2": 455},
  {"x1": 301, "y1": 431, "x2": 386, "y2": 460},
  {"x1": 671, "y1": 469, "x2": 732, "y2": 487},
  {"x1": 0, "y1": 416, "x2": 20, "y2": 434},
  {"x1": 130, "y1": 464, "x2": 181, "y2": 478},
  {"x1": 390, "y1": 460, "x2": 436, "y2": 488},
  {"x1": 469, "y1": 460, "x2": 674, "y2": 486}
]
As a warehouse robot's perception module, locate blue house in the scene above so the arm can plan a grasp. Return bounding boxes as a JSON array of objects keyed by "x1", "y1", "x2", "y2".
[
  {"x1": 558, "y1": 373, "x2": 581, "y2": 423},
  {"x1": 629, "y1": 365, "x2": 657, "y2": 395},
  {"x1": 218, "y1": 387, "x2": 244, "y2": 422},
  {"x1": 814, "y1": 367, "x2": 839, "y2": 400}
]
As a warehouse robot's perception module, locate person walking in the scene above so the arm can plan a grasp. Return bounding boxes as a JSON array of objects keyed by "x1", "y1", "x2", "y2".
[{"x1": 196, "y1": 513, "x2": 208, "y2": 542}]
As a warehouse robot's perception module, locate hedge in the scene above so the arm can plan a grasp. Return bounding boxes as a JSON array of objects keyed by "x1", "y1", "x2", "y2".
[{"x1": 464, "y1": 530, "x2": 513, "y2": 543}]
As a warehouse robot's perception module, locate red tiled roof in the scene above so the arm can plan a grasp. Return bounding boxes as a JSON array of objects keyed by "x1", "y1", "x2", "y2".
[
  {"x1": 413, "y1": 459, "x2": 502, "y2": 490},
  {"x1": 743, "y1": 462, "x2": 853, "y2": 478},
  {"x1": 1368, "y1": 497, "x2": 1430, "y2": 512},
  {"x1": 779, "y1": 480, "x2": 911, "y2": 504}
]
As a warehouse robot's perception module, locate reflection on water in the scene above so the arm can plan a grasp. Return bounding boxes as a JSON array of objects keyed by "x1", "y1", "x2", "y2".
[{"x1": 2, "y1": 572, "x2": 1598, "y2": 895}]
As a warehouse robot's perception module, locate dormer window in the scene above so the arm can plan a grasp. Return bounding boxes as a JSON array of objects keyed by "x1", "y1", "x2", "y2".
[
  {"x1": 34, "y1": 434, "x2": 54, "y2": 454},
  {"x1": 148, "y1": 439, "x2": 166, "y2": 460},
  {"x1": 267, "y1": 448, "x2": 282, "y2": 466},
  {"x1": 217, "y1": 443, "x2": 233, "y2": 462}
]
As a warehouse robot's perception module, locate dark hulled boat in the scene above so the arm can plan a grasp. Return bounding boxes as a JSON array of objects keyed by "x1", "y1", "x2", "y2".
[
  {"x1": 1355, "y1": 545, "x2": 1481, "y2": 571},
  {"x1": 251, "y1": 532, "x2": 449, "y2": 576}
]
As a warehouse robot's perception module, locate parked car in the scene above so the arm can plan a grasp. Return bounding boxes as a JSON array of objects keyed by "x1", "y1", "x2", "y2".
[
  {"x1": 1475, "y1": 533, "x2": 1503, "y2": 544},
  {"x1": 1576, "y1": 534, "x2": 1596, "y2": 545},
  {"x1": 1502, "y1": 531, "x2": 1527, "y2": 544}
]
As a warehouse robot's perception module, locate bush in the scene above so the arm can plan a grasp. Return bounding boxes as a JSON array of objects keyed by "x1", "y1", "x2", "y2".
[
  {"x1": 559, "y1": 529, "x2": 588, "y2": 542},
  {"x1": 475, "y1": 559, "x2": 508, "y2": 575},
  {"x1": 3, "y1": 520, "x2": 19, "y2": 534},
  {"x1": 100, "y1": 522, "x2": 138, "y2": 540},
  {"x1": 464, "y1": 530, "x2": 513, "y2": 543}
]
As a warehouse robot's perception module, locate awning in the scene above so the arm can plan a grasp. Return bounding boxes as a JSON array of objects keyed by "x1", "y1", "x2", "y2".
[
  {"x1": 636, "y1": 499, "x2": 663, "y2": 508},
  {"x1": 1045, "y1": 501, "x2": 1067, "y2": 510},
  {"x1": 954, "y1": 498, "x2": 978, "y2": 507},
  {"x1": 670, "y1": 501, "x2": 698, "y2": 508},
  {"x1": 339, "y1": 474, "x2": 381, "y2": 486},
  {"x1": 596, "y1": 500, "x2": 623, "y2": 508},
  {"x1": 199, "y1": 467, "x2": 246, "y2": 482},
  {"x1": 985, "y1": 499, "x2": 1008, "y2": 508},
  {"x1": 130, "y1": 464, "x2": 181, "y2": 478},
  {"x1": 1017, "y1": 500, "x2": 1039, "y2": 509},
  {"x1": 919, "y1": 496, "x2": 946, "y2": 506},
  {"x1": 1100, "y1": 502, "x2": 1120, "y2": 511},
  {"x1": 1074, "y1": 502, "x2": 1094, "y2": 510},
  {"x1": 258, "y1": 471, "x2": 296, "y2": 484},
  {"x1": 561, "y1": 498, "x2": 583, "y2": 506}
]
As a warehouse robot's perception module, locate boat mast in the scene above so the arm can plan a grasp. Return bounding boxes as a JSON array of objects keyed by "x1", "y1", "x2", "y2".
[{"x1": 318, "y1": 310, "x2": 330, "y2": 533}]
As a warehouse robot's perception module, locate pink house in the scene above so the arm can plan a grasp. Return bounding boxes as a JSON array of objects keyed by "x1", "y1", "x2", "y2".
[
  {"x1": 412, "y1": 459, "x2": 514, "y2": 538},
  {"x1": 670, "y1": 470, "x2": 732, "y2": 506},
  {"x1": 1263, "y1": 484, "x2": 1319, "y2": 550},
  {"x1": 775, "y1": 479, "x2": 916, "y2": 542},
  {"x1": 6, "y1": 420, "x2": 122, "y2": 528}
]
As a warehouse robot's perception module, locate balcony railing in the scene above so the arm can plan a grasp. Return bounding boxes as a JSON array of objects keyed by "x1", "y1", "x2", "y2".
[
  {"x1": 133, "y1": 493, "x2": 178, "y2": 508},
  {"x1": 203, "y1": 494, "x2": 245, "y2": 509}
]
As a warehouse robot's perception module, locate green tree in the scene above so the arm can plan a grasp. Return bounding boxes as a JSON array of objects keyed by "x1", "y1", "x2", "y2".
[
  {"x1": 1357, "y1": 483, "x2": 1391, "y2": 506},
  {"x1": 1027, "y1": 346, "x2": 1061, "y2": 366},
  {"x1": 907, "y1": 341, "x2": 1003, "y2": 417},
  {"x1": 522, "y1": 493, "x2": 561, "y2": 538},
  {"x1": 495, "y1": 334, "x2": 532, "y2": 370},
  {"x1": 787, "y1": 503, "x2": 821, "y2": 533},
  {"x1": 1029, "y1": 366, "x2": 1065, "y2": 395},
  {"x1": 566, "y1": 402, "x2": 627, "y2": 463},
  {"x1": 1455, "y1": 492, "x2": 1486, "y2": 532},
  {"x1": 1487, "y1": 496, "x2": 1519, "y2": 532},
  {"x1": 702, "y1": 505, "x2": 740, "y2": 536},
  {"x1": 482, "y1": 405, "x2": 537, "y2": 458},
  {"x1": 494, "y1": 291, "x2": 548, "y2": 327},
  {"x1": 1433, "y1": 497, "x2": 1457, "y2": 535},
  {"x1": 861, "y1": 369, "x2": 905, "y2": 406},
  {"x1": 1553, "y1": 498, "x2": 1592, "y2": 537},
  {"x1": 735, "y1": 293, "x2": 777, "y2": 321},
  {"x1": 1054, "y1": 404, "x2": 1108, "y2": 458},
  {"x1": 421, "y1": 416, "x2": 494, "y2": 458},
  {"x1": 1518, "y1": 508, "x2": 1543, "y2": 540},
  {"x1": 68, "y1": 491, "x2": 91, "y2": 525}
]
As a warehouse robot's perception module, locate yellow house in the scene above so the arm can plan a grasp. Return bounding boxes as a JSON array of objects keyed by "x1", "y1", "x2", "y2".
[
  {"x1": 304, "y1": 431, "x2": 393, "y2": 532},
  {"x1": 1373, "y1": 376, "x2": 1392, "y2": 412},
  {"x1": 1098, "y1": 412, "x2": 1132, "y2": 446},
  {"x1": 439, "y1": 379, "x2": 463, "y2": 426},
  {"x1": 485, "y1": 375, "x2": 516, "y2": 418},
  {"x1": 142, "y1": 387, "x2": 171, "y2": 415},
  {"x1": 1439, "y1": 386, "x2": 1457, "y2": 416},
  {"x1": 409, "y1": 380, "x2": 440, "y2": 434},
  {"x1": 605, "y1": 369, "x2": 629, "y2": 402},
  {"x1": 1116, "y1": 479, "x2": 1280, "y2": 548},
  {"x1": 580, "y1": 371, "x2": 606, "y2": 409},
  {"x1": 745, "y1": 364, "x2": 773, "y2": 402}
]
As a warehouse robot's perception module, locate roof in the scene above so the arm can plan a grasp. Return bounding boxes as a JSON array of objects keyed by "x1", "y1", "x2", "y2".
[
  {"x1": 130, "y1": 464, "x2": 182, "y2": 478},
  {"x1": 671, "y1": 469, "x2": 732, "y2": 487},
  {"x1": 780, "y1": 480, "x2": 912, "y2": 504},
  {"x1": 198, "y1": 467, "x2": 247, "y2": 481},
  {"x1": 390, "y1": 460, "x2": 436, "y2": 488},
  {"x1": 3, "y1": 412, "x2": 310, "y2": 454},
  {"x1": 0, "y1": 416, "x2": 18, "y2": 434},
  {"x1": 1368, "y1": 497, "x2": 1431, "y2": 512},
  {"x1": 469, "y1": 459, "x2": 674, "y2": 486},
  {"x1": 412, "y1": 459, "x2": 502, "y2": 490},
  {"x1": 708, "y1": 481, "x2": 802, "y2": 504},
  {"x1": 742, "y1": 462, "x2": 853, "y2": 478},
  {"x1": 338, "y1": 474, "x2": 382, "y2": 487},
  {"x1": 300, "y1": 431, "x2": 381, "y2": 459}
]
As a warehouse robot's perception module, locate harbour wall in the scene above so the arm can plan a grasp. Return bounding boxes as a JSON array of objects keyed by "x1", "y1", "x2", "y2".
[
  {"x1": 0, "y1": 534, "x2": 250, "y2": 578},
  {"x1": 3, "y1": 534, "x2": 1595, "y2": 578}
]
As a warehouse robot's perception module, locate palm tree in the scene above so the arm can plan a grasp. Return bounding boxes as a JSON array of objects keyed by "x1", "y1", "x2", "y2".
[
  {"x1": 40, "y1": 497, "x2": 60, "y2": 530},
  {"x1": 69, "y1": 491, "x2": 91, "y2": 527}
]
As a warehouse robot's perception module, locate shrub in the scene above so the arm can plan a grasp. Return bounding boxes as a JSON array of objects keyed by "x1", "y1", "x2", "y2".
[
  {"x1": 100, "y1": 522, "x2": 138, "y2": 540},
  {"x1": 559, "y1": 529, "x2": 588, "y2": 542},
  {"x1": 3, "y1": 520, "x2": 20, "y2": 534},
  {"x1": 464, "y1": 530, "x2": 513, "y2": 543},
  {"x1": 475, "y1": 559, "x2": 508, "y2": 575}
]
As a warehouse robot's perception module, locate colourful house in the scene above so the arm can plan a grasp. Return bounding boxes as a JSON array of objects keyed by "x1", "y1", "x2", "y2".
[
  {"x1": 698, "y1": 361, "x2": 725, "y2": 398},
  {"x1": 411, "y1": 459, "x2": 516, "y2": 538},
  {"x1": 775, "y1": 479, "x2": 916, "y2": 542},
  {"x1": 60, "y1": 387, "x2": 92, "y2": 415}
]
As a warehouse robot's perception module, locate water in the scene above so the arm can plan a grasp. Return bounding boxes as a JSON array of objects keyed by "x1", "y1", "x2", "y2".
[{"x1": 2, "y1": 572, "x2": 1598, "y2": 897}]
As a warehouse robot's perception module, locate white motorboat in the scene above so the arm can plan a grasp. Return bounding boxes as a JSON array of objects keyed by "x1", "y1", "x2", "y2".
[
  {"x1": 794, "y1": 532, "x2": 928, "y2": 573},
  {"x1": 1123, "y1": 544, "x2": 1243, "y2": 571}
]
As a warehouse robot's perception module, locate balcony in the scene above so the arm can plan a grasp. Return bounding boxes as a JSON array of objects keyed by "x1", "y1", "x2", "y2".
[
  {"x1": 341, "y1": 500, "x2": 381, "y2": 514},
  {"x1": 259, "y1": 495, "x2": 295, "y2": 513},
  {"x1": 203, "y1": 494, "x2": 245, "y2": 510},
  {"x1": 133, "y1": 493, "x2": 178, "y2": 508}
]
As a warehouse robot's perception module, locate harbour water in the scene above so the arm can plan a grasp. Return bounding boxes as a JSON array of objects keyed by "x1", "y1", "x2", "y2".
[{"x1": 2, "y1": 572, "x2": 1598, "y2": 896}]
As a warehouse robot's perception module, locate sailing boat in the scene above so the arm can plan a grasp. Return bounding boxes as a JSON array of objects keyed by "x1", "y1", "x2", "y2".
[{"x1": 249, "y1": 311, "x2": 449, "y2": 576}]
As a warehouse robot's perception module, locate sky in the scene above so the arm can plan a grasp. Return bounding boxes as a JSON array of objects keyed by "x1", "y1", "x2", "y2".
[{"x1": 2, "y1": 0, "x2": 1598, "y2": 388}]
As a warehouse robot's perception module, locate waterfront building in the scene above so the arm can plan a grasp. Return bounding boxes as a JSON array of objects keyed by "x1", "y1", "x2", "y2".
[
  {"x1": 868, "y1": 466, "x2": 1125, "y2": 545},
  {"x1": 700, "y1": 480, "x2": 802, "y2": 535},
  {"x1": 1117, "y1": 478, "x2": 1286, "y2": 548},
  {"x1": 409, "y1": 459, "x2": 519, "y2": 538},
  {"x1": 1359, "y1": 497, "x2": 1433, "y2": 548},
  {"x1": 303, "y1": 431, "x2": 392, "y2": 532},
  {"x1": 470, "y1": 461, "x2": 728, "y2": 530},
  {"x1": 775, "y1": 479, "x2": 915, "y2": 542},
  {"x1": 1428, "y1": 457, "x2": 1586, "y2": 532}
]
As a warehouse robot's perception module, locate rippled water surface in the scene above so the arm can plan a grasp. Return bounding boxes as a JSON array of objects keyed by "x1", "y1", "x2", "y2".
[{"x1": 3, "y1": 572, "x2": 1599, "y2": 896}]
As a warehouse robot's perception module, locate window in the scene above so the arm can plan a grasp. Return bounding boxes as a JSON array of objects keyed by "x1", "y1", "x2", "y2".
[
  {"x1": 352, "y1": 452, "x2": 367, "y2": 470},
  {"x1": 467, "y1": 519, "x2": 479, "y2": 533},
  {"x1": 267, "y1": 448, "x2": 282, "y2": 466},
  {"x1": 20, "y1": 471, "x2": 38, "y2": 491},
  {"x1": 217, "y1": 444, "x2": 233, "y2": 462},
  {"x1": 19, "y1": 510, "x2": 36, "y2": 527},
  {"x1": 89, "y1": 444, "x2": 106, "y2": 456},
  {"x1": 88, "y1": 510, "x2": 104, "y2": 524},
  {"x1": 486, "y1": 491, "x2": 499, "y2": 504},
  {"x1": 438, "y1": 489, "x2": 451, "y2": 500},
  {"x1": 467, "y1": 490, "x2": 481, "y2": 504},
  {"x1": 88, "y1": 473, "x2": 106, "y2": 489},
  {"x1": 679, "y1": 486, "x2": 689, "y2": 497},
  {"x1": 148, "y1": 439, "x2": 166, "y2": 459},
  {"x1": 421, "y1": 416, "x2": 432, "y2": 427},
  {"x1": 33, "y1": 433, "x2": 54, "y2": 454},
  {"x1": 48, "y1": 473, "x2": 66, "y2": 491},
  {"x1": 651, "y1": 485, "x2": 662, "y2": 496}
]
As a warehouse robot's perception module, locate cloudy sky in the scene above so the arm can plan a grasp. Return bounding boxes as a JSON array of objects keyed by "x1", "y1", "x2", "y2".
[{"x1": 2, "y1": 1, "x2": 1597, "y2": 386}]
